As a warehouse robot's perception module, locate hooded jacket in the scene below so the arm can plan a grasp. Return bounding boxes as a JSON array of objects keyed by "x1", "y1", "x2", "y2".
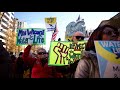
[{"x1": 74, "y1": 50, "x2": 100, "y2": 78}]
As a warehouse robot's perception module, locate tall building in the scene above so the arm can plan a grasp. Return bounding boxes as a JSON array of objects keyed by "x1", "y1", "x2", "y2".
[
  {"x1": 0, "y1": 12, "x2": 14, "y2": 48},
  {"x1": 17, "y1": 21, "x2": 28, "y2": 29}
]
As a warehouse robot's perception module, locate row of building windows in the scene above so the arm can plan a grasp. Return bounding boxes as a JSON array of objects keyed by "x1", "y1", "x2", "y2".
[
  {"x1": 12, "y1": 12, "x2": 14, "y2": 16},
  {"x1": 17, "y1": 22, "x2": 23, "y2": 28},
  {"x1": 1, "y1": 24, "x2": 8, "y2": 29},
  {"x1": 11, "y1": 17, "x2": 14, "y2": 22},
  {"x1": 0, "y1": 12, "x2": 15, "y2": 46},
  {"x1": 2, "y1": 19, "x2": 8, "y2": 26},
  {"x1": 0, "y1": 29, "x2": 6, "y2": 36},
  {"x1": 5, "y1": 12, "x2": 14, "y2": 17},
  {"x1": 5, "y1": 12, "x2": 10, "y2": 16},
  {"x1": 3, "y1": 14, "x2": 9, "y2": 21},
  {"x1": 0, "y1": 35, "x2": 5, "y2": 39},
  {"x1": 0, "y1": 39, "x2": 5, "y2": 45},
  {"x1": 3, "y1": 12, "x2": 14, "y2": 22}
]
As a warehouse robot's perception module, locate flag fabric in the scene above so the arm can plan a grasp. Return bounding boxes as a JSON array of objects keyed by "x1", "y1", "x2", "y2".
[
  {"x1": 51, "y1": 24, "x2": 58, "y2": 41},
  {"x1": 76, "y1": 15, "x2": 80, "y2": 22}
]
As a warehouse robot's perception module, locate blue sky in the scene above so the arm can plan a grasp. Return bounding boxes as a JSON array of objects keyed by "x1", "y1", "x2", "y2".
[{"x1": 14, "y1": 12, "x2": 119, "y2": 51}]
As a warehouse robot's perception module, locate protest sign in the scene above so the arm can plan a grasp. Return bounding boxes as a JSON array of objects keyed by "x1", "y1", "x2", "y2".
[
  {"x1": 48, "y1": 41, "x2": 87, "y2": 66},
  {"x1": 94, "y1": 41, "x2": 120, "y2": 78},
  {"x1": 16, "y1": 28, "x2": 46, "y2": 45},
  {"x1": 45, "y1": 17, "x2": 56, "y2": 31}
]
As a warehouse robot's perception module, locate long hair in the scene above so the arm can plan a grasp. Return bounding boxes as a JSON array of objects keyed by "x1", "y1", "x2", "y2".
[{"x1": 85, "y1": 25, "x2": 118, "y2": 52}]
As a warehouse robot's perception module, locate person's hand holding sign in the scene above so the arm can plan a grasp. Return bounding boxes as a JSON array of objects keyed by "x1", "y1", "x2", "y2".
[
  {"x1": 28, "y1": 40, "x2": 33, "y2": 46},
  {"x1": 53, "y1": 42, "x2": 69, "y2": 64}
]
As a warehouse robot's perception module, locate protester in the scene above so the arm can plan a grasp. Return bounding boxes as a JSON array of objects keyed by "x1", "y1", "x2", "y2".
[
  {"x1": 15, "y1": 52, "x2": 24, "y2": 78},
  {"x1": 74, "y1": 24, "x2": 119, "y2": 78},
  {"x1": 70, "y1": 31, "x2": 85, "y2": 77},
  {"x1": 9, "y1": 55, "x2": 16, "y2": 78},
  {"x1": 22, "y1": 45, "x2": 62, "y2": 78},
  {"x1": 71, "y1": 31, "x2": 85, "y2": 43},
  {"x1": 55, "y1": 31, "x2": 85, "y2": 78},
  {"x1": 11, "y1": 55, "x2": 16, "y2": 63},
  {"x1": 0, "y1": 40, "x2": 12, "y2": 78}
]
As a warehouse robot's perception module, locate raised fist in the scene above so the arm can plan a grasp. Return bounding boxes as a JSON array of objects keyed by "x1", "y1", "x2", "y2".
[{"x1": 53, "y1": 42, "x2": 69, "y2": 64}]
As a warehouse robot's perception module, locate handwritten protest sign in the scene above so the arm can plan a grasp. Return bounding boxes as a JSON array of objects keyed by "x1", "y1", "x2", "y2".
[
  {"x1": 16, "y1": 28, "x2": 46, "y2": 45},
  {"x1": 45, "y1": 17, "x2": 56, "y2": 31},
  {"x1": 94, "y1": 41, "x2": 120, "y2": 78},
  {"x1": 48, "y1": 41, "x2": 87, "y2": 66}
]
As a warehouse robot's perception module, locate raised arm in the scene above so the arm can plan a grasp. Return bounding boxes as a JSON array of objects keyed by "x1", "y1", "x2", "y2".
[{"x1": 22, "y1": 45, "x2": 36, "y2": 67}]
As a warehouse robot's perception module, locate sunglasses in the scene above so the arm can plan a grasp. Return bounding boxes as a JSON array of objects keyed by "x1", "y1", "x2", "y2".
[
  {"x1": 38, "y1": 52, "x2": 46, "y2": 55},
  {"x1": 75, "y1": 36, "x2": 84, "y2": 40}
]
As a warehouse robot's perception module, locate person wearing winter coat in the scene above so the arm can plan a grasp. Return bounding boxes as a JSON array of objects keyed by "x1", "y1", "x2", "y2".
[
  {"x1": 22, "y1": 45, "x2": 63, "y2": 78},
  {"x1": 15, "y1": 52, "x2": 24, "y2": 78},
  {"x1": 74, "y1": 25, "x2": 119, "y2": 78},
  {"x1": 0, "y1": 40, "x2": 12, "y2": 78}
]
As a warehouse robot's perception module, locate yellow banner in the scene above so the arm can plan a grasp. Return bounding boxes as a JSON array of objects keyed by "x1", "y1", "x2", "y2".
[
  {"x1": 48, "y1": 41, "x2": 87, "y2": 66},
  {"x1": 45, "y1": 17, "x2": 56, "y2": 24}
]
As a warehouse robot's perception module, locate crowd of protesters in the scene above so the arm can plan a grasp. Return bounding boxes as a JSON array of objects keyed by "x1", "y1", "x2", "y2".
[{"x1": 0, "y1": 20, "x2": 120, "y2": 78}]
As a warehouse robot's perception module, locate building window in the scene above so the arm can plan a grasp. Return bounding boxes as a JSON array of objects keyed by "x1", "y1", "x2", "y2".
[
  {"x1": 2, "y1": 19, "x2": 8, "y2": 26},
  {"x1": 5, "y1": 12, "x2": 10, "y2": 16},
  {"x1": 19, "y1": 22, "x2": 22, "y2": 28},
  {"x1": 3, "y1": 15, "x2": 9, "y2": 21},
  {"x1": 2, "y1": 42, "x2": 5, "y2": 45},
  {"x1": 20, "y1": 22, "x2": 22, "y2": 26},
  {"x1": 0, "y1": 35, "x2": 5, "y2": 39},
  {"x1": 1, "y1": 24, "x2": 8, "y2": 29},
  {"x1": 12, "y1": 12, "x2": 14, "y2": 16},
  {"x1": 11, "y1": 17, "x2": 14, "y2": 21},
  {"x1": 17, "y1": 22, "x2": 20, "y2": 28},
  {"x1": 0, "y1": 29, "x2": 6, "y2": 34}
]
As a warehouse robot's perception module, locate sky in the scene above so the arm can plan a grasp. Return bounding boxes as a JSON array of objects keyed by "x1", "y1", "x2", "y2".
[{"x1": 14, "y1": 12, "x2": 119, "y2": 51}]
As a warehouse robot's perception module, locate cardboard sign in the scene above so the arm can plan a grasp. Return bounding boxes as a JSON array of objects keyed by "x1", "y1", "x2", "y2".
[
  {"x1": 45, "y1": 17, "x2": 56, "y2": 31},
  {"x1": 94, "y1": 41, "x2": 120, "y2": 78},
  {"x1": 16, "y1": 28, "x2": 46, "y2": 45},
  {"x1": 48, "y1": 41, "x2": 87, "y2": 66}
]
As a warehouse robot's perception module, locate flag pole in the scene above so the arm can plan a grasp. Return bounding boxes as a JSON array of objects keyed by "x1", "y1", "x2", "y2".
[{"x1": 51, "y1": 22, "x2": 57, "y2": 41}]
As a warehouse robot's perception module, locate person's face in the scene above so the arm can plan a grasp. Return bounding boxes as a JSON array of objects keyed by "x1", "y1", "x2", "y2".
[
  {"x1": 37, "y1": 50, "x2": 46, "y2": 60},
  {"x1": 72, "y1": 32, "x2": 84, "y2": 42},
  {"x1": 73, "y1": 36, "x2": 84, "y2": 41},
  {"x1": 102, "y1": 27, "x2": 118, "y2": 40},
  {"x1": 45, "y1": 52, "x2": 48, "y2": 58}
]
